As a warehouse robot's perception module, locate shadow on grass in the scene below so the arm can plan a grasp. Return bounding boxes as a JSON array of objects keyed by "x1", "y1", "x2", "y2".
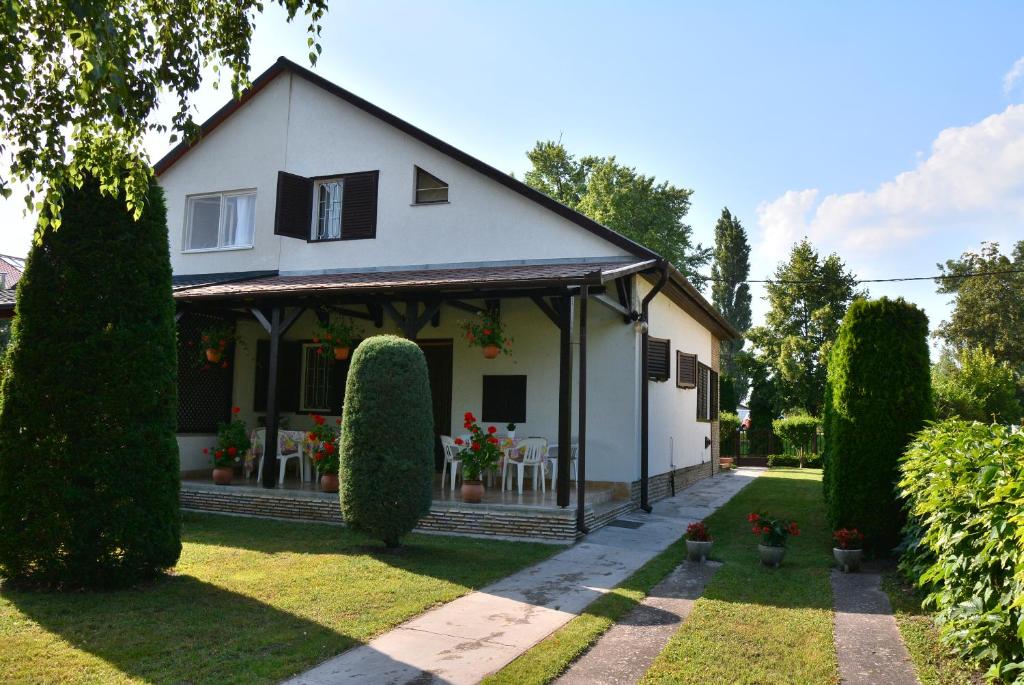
[{"x1": 2, "y1": 574, "x2": 357, "y2": 685}]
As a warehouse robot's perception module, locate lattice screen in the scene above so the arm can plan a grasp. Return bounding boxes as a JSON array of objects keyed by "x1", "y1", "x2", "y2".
[{"x1": 177, "y1": 312, "x2": 234, "y2": 433}]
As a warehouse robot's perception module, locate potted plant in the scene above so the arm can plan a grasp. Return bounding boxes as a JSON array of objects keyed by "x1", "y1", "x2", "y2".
[
  {"x1": 307, "y1": 413, "x2": 341, "y2": 492},
  {"x1": 456, "y1": 411, "x2": 502, "y2": 502},
  {"x1": 196, "y1": 321, "x2": 238, "y2": 369},
  {"x1": 205, "y1": 406, "x2": 250, "y2": 485},
  {"x1": 832, "y1": 528, "x2": 865, "y2": 572},
  {"x1": 748, "y1": 511, "x2": 799, "y2": 567},
  {"x1": 685, "y1": 521, "x2": 713, "y2": 562},
  {"x1": 313, "y1": 317, "x2": 357, "y2": 361},
  {"x1": 506, "y1": 422, "x2": 517, "y2": 440},
  {"x1": 459, "y1": 310, "x2": 512, "y2": 359}
]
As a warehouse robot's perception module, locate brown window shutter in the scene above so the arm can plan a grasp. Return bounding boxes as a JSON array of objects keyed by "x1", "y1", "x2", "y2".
[
  {"x1": 275, "y1": 171, "x2": 313, "y2": 239},
  {"x1": 676, "y1": 352, "x2": 697, "y2": 388},
  {"x1": 710, "y1": 369, "x2": 720, "y2": 420},
  {"x1": 341, "y1": 171, "x2": 378, "y2": 240},
  {"x1": 696, "y1": 363, "x2": 710, "y2": 421},
  {"x1": 647, "y1": 337, "x2": 671, "y2": 382}
]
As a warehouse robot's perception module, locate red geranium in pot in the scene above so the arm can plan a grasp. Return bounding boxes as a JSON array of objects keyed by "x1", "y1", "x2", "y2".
[
  {"x1": 206, "y1": 406, "x2": 250, "y2": 485},
  {"x1": 307, "y1": 414, "x2": 341, "y2": 492},
  {"x1": 457, "y1": 412, "x2": 502, "y2": 502},
  {"x1": 459, "y1": 311, "x2": 512, "y2": 359}
]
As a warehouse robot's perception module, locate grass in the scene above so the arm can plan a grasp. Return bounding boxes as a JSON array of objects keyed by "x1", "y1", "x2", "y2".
[
  {"x1": 641, "y1": 468, "x2": 839, "y2": 685},
  {"x1": 481, "y1": 535, "x2": 690, "y2": 685},
  {"x1": 0, "y1": 511, "x2": 558, "y2": 684},
  {"x1": 881, "y1": 573, "x2": 983, "y2": 685}
]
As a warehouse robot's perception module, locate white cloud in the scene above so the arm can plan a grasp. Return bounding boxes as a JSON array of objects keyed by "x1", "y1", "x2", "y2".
[{"x1": 1003, "y1": 56, "x2": 1024, "y2": 96}]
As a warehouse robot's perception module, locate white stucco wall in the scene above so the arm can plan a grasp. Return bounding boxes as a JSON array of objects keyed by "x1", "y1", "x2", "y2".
[
  {"x1": 160, "y1": 72, "x2": 631, "y2": 276},
  {"x1": 640, "y1": 280, "x2": 716, "y2": 478},
  {"x1": 178, "y1": 294, "x2": 641, "y2": 484}
]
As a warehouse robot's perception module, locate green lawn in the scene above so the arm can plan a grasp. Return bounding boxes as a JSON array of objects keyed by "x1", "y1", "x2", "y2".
[
  {"x1": 881, "y1": 573, "x2": 982, "y2": 685},
  {"x1": 0, "y1": 512, "x2": 558, "y2": 684},
  {"x1": 642, "y1": 469, "x2": 839, "y2": 685}
]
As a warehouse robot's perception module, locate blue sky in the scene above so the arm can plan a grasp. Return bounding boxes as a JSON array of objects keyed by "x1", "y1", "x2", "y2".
[{"x1": 3, "y1": 1, "x2": 1023, "y2": 336}]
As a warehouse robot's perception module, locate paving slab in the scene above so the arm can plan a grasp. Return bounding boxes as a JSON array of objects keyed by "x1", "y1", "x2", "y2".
[
  {"x1": 283, "y1": 468, "x2": 761, "y2": 685},
  {"x1": 831, "y1": 565, "x2": 920, "y2": 685},
  {"x1": 555, "y1": 559, "x2": 720, "y2": 685}
]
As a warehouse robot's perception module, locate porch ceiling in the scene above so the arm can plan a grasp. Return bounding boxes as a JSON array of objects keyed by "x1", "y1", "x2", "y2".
[{"x1": 172, "y1": 260, "x2": 656, "y2": 302}]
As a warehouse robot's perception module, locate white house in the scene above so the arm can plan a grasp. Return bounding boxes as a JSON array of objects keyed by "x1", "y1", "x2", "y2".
[{"x1": 157, "y1": 57, "x2": 738, "y2": 540}]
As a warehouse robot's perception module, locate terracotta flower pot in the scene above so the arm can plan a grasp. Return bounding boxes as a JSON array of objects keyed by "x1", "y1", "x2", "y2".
[
  {"x1": 461, "y1": 479, "x2": 485, "y2": 503},
  {"x1": 212, "y1": 467, "x2": 233, "y2": 485},
  {"x1": 833, "y1": 547, "x2": 863, "y2": 573},
  {"x1": 320, "y1": 473, "x2": 340, "y2": 493},
  {"x1": 333, "y1": 346, "x2": 350, "y2": 361},
  {"x1": 686, "y1": 539, "x2": 713, "y2": 563},
  {"x1": 758, "y1": 543, "x2": 786, "y2": 568},
  {"x1": 482, "y1": 344, "x2": 500, "y2": 359},
  {"x1": 206, "y1": 348, "x2": 222, "y2": 363}
]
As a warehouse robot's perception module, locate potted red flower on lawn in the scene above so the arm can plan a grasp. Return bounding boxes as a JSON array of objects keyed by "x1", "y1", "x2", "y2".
[
  {"x1": 748, "y1": 511, "x2": 799, "y2": 568},
  {"x1": 832, "y1": 528, "x2": 865, "y2": 572},
  {"x1": 307, "y1": 414, "x2": 341, "y2": 492},
  {"x1": 685, "y1": 521, "x2": 713, "y2": 562},
  {"x1": 458, "y1": 412, "x2": 502, "y2": 502},
  {"x1": 207, "y1": 406, "x2": 250, "y2": 485}
]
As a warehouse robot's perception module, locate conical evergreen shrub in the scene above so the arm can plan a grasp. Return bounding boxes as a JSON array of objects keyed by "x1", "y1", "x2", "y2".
[
  {"x1": 339, "y1": 335, "x2": 433, "y2": 547},
  {"x1": 0, "y1": 177, "x2": 181, "y2": 588},
  {"x1": 823, "y1": 297, "x2": 931, "y2": 553}
]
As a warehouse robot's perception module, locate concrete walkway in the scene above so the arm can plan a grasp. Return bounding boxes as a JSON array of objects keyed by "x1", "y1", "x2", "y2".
[
  {"x1": 284, "y1": 468, "x2": 761, "y2": 685},
  {"x1": 555, "y1": 559, "x2": 720, "y2": 685},
  {"x1": 831, "y1": 564, "x2": 919, "y2": 685}
]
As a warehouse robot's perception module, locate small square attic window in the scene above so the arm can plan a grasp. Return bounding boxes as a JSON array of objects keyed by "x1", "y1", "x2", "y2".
[{"x1": 414, "y1": 166, "x2": 448, "y2": 204}]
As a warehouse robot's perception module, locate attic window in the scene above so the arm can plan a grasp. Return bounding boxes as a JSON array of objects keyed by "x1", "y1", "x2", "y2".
[{"x1": 414, "y1": 166, "x2": 448, "y2": 204}]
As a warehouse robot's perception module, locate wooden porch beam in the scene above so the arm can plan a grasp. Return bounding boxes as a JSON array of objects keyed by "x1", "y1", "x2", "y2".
[
  {"x1": 530, "y1": 295, "x2": 561, "y2": 328},
  {"x1": 444, "y1": 300, "x2": 484, "y2": 315},
  {"x1": 592, "y1": 292, "x2": 631, "y2": 320},
  {"x1": 556, "y1": 293, "x2": 574, "y2": 508},
  {"x1": 577, "y1": 286, "x2": 589, "y2": 532},
  {"x1": 261, "y1": 305, "x2": 282, "y2": 489}
]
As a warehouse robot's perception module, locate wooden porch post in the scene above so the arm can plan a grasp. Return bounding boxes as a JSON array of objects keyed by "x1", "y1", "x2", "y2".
[
  {"x1": 557, "y1": 293, "x2": 574, "y2": 508},
  {"x1": 576, "y1": 286, "x2": 588, "y2": 532},
  {"x1": 262, "y1": 305, "x2": 282, "y2": 488}
]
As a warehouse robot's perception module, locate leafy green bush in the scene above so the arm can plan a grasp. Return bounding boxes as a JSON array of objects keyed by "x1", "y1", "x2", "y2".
[
  {"x1": 339, "y1": 335, "x2": 434, "y2": 547},
  {"x1": 772, "y1": 413, "x2": 821, "y2": 466},
  {"x1": 0, "y1": 177, "x2": 181, "y2": 588},
  {"x1": 767, "y1": 453, "x2": 821, "y2": 468},
  {"x1": 719, "y1": 412, "x2": 741, "y2": 456},
  {"x1": 823, "y1": 297, "x2": 931, "y2": 553},
  {"x1": 899, "y1": 420, "x2": 1023, "y2": 682},
  {"x1": 932, "y1": 346, "x2": 1022, "y2": 424}
]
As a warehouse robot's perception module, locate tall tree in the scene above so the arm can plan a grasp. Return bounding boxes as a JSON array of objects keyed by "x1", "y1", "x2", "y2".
[
  {"x1": 747, "y1": 239, "x2": 863, "y2": 416},
  {"x1": 524, "y1": 141, "x2": 711, "y2": 283},
  {"x1": 711, "y1": 207, "x2": 752, "y2": 401},
  {"x1": 1, "y1": 0, "x2": 328, "y2": 222},
  {"x1": 935, "y1": 241, "x2": 1024, "y2": 368},
  {"x1": 0, "y1": 176, "x2": 180, "y2": 588},
  {"x1": 931, "y1": 346, "x2": 1022, "y2": 424}
]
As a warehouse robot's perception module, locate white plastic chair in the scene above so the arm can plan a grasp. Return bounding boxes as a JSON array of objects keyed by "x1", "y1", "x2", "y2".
[
  {"x1": 254, "y1": 429, "x2": 308, "y2": 485},
  {"x1": 504, "y1": 437, "x2": 548, "y2": 494},
  {"x1": 440, "y1": 435, "x2": 463, "y2": 491},
  {"x1": 547, "y1": 443, "x2": 578, "y2": 489}
]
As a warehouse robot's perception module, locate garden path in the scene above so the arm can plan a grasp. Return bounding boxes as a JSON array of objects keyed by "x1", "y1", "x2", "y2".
[{"x1": 282, "y1": 468, "x2": 761, "y2": 685}]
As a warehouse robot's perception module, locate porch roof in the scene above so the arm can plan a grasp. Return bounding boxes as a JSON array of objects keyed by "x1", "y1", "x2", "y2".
[{"x1": 172, "y1": 260, "x2": 656, "y2": 302}]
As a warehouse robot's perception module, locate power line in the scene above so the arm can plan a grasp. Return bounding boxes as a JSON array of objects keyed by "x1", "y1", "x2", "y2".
[{"x1": 702, "y1": 268, "x2": 1024, "y2": 286}]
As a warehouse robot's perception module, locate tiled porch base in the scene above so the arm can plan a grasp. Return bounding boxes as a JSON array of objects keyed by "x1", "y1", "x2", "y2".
[
  {"x1": 180, "y1": 482, "x2": 635, "y2": 543},
  {"x1": 630, "y1": 461, "x2": 716, "y2": 506}
]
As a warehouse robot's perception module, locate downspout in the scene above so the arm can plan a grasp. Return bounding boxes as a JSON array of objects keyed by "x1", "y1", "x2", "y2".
[{"x1": 639, "y1": 261, "x2": 669, "y2": 513}]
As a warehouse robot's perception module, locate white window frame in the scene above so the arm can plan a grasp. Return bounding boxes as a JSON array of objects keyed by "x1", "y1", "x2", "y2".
[
  {"x1": 182, "y1": 189, "x2": 257, "y2": 252},
  {"x1": 300, "y1": 343, "x2": 331, "y2": 412},
  {"x1": 311, "y1": 178, "x2": 345, "y2": 241}
]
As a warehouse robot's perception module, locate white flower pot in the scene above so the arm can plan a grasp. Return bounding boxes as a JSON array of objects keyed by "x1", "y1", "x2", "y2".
[
  {"x1": 686, "y1": 539, "x2": 713, "y2": 563},
  {"x1": 758, "y1": 543, "x2": 786, "y2": 568},
  {"x1": 833, "y1": 547, "x2": 863, "y2": 573},
  {"x1": 507, "y1": 431, "x2": 516, "y2": 441}
]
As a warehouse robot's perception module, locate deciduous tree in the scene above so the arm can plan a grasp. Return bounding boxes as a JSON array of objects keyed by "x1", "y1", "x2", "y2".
[{"x1": 932, "y1": 346, "x2": 1022, "y2": 424}]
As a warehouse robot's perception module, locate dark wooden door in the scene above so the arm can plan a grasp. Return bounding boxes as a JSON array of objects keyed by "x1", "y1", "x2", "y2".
[{"x1": 418, "y1": 339, "x2": 453, "y2": 471}]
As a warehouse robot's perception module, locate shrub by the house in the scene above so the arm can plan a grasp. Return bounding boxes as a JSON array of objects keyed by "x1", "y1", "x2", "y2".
[
  {"x1": 0, "y1": 177, "x2": 181, "y2": 588},
  {"x1": 899, "y1": 420, "x2": 1023, "y2": 682},
  {"x1": 823, "y1": 297, "x2": 931, "y2": 553},
  {"x1": 339, "y1": 335, "x2": 433, "y2": 547}
]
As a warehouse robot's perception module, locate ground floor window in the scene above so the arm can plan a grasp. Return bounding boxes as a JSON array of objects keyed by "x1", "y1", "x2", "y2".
[{"x1": 300, "y1": 343, "x2": 331, "y2": 412}]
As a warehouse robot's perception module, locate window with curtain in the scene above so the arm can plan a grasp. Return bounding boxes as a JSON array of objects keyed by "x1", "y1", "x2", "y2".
[{"x1": 184, "y1": 190, "x2": 256, "y2": 250}]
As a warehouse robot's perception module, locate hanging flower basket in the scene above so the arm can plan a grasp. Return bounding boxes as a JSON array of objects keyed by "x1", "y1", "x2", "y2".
[
  {"x1": 459, "y1": 310, "x2": 512, "y2": 358},
  {"x1": 313, "y1": 317, "x2": 356, "y2": 363},
  {"x1": 195, "y1": 321, "x2": 238, "y2": 371}
]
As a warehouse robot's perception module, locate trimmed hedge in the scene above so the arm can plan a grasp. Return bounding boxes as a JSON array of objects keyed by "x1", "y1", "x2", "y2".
[
  {"x1": 899, "y1": 420, "x2": 1023, "y2": 682},
  {"x1": 0, "y1": 177, "x2": 181, "y2": 588},
  {"x1": 823, "y1": 297, "x2": 931, "y2": 553},
  {"x1": 339, "y1": 335, "x2": 434, "y2": 547},
  {"x1": 767, "y1": 453, "x2": 822, "y2": 468}
]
